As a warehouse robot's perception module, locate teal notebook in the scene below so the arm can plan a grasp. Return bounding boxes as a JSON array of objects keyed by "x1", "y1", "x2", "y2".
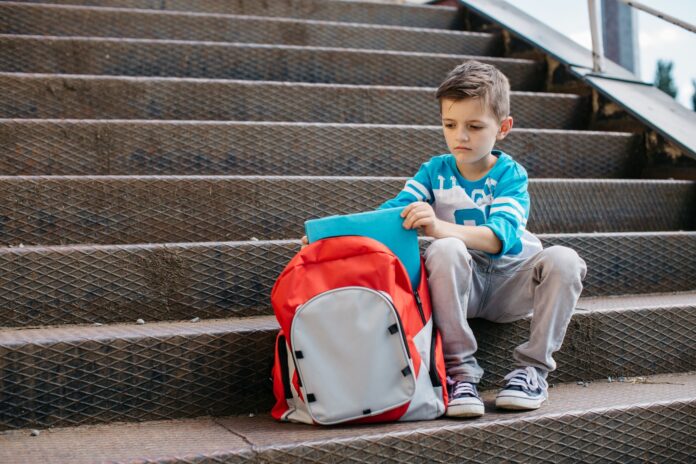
[{"x1": 304, "y1": 207, "x2": 421, "y2": 287}]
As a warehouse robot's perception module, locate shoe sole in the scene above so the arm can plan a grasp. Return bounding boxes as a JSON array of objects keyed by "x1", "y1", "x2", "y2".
[
  {"x1": 495, "y1": 395, "x2": 545, "y2": 410},
  {"x1": 445, "y1": 403, "x2": 485, "y2": 418}
]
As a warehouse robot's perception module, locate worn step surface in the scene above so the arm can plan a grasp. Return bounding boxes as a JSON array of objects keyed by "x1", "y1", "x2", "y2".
[
  {"x1": 1, "y1": 371, "x2": 695, "y2": 463},
  {"x1": 0, "y1": 233, "x2": 694, "y2": 326},
  {"x1": 0, "y1": 35, "x2": 543, "y2": 89},
  {"x1": 1, "y1": 302, "x2": 694, "y2": 430},
  {"x1": 0, "y1": 74, "x2": 588, "y2": 129},
  {"x1": 0, "y1": 121, "x2": 640, "y2": 177},
  {"x1": 5, "y1": 0, "x2": 462, "y2": 29},
  {"x1": 0, "y1": 177, "x2": 692, "y2": 246},
  {"x1": 0, "y1": 2, "x2": 494, "y2": 55}
]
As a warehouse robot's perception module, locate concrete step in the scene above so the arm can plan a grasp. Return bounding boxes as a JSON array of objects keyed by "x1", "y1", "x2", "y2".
[
  {"x1": 0, "y1": 121, "x2": 640, "y2": 177},
  {"x1": 0, "y1": 2, "x2": 493, "y2": 55},
  {"x1": 0, "y1": 177, "x2": 692, "y2": 246},
  {"x1": 1, "y1": 371, "x2": 694, "y2": 462},
  {"x1": 0, "y1": 74, "x2": 588, "y2": 129},
  {"x1": 0, "y1": 35, "x2": 543, "y2": 89},
  {"x1": 0, "y1": 233, "x2": 694, "y2": 326},
  {"x1": 4, "y1": 0, "x2": 462, "y2": 29},
  {"x1": 0, "y1": 303, "x2": 694, "y2": 430}
]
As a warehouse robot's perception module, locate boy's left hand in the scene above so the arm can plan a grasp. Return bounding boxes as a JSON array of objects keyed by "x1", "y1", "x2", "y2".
[{"x1": 401, "y1": 202, "x2": 443, "y2": 238}]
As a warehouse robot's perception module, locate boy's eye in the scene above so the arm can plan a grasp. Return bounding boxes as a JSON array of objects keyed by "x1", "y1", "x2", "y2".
[
  {"x1": 444, "y1": 123, "x2": 455, "y2": 129},
  {"x1": 469, "y1": 125, "x2": 483, "y2": 130}
]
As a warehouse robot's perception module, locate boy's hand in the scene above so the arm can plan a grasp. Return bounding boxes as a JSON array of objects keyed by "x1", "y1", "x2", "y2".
[
  {"x1": 301, "y1": 235, "x2": 309, "y2": 249},
  {"x1": 401, "y1": 202, "x2": 443, "y2": 238}
]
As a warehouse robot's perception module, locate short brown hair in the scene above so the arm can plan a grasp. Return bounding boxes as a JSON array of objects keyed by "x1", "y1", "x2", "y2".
[{"x1": 435, "y1": 60, "x2": 510, "y2": 122}]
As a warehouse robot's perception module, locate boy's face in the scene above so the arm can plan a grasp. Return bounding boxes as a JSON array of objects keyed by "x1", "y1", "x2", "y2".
[{"x1": 440, "y1": 97, "x2": 513, "y2": 171}]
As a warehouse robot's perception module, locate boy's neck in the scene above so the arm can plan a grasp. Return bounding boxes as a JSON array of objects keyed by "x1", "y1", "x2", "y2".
[{"x1": 455, "y1": 152, "x2": 498, "y2": 182}]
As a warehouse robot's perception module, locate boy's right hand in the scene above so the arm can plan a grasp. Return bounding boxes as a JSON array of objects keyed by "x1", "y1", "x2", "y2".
[
  {"x1": 401, "y1": 201, "x2": 443, "y2": 238},
  {"x1": 301, "y1": 235, "x2": 309, "y2": 249}
]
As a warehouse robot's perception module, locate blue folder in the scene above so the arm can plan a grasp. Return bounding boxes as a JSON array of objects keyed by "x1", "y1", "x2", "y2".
[{"x1": 304, "y1": 207, "x2": 421, "y2": 287}]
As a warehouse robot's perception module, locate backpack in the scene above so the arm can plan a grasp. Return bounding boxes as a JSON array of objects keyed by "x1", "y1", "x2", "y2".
[{"x1": 270, "y1": 235, "x2": 448, "y2": 425}]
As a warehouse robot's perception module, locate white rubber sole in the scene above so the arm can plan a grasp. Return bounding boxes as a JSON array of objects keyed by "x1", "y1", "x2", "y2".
[
  {"x1": 445, "y1": 401, "x2": 485, "y2": 418},
  {"x1": 495, "y1": 394, "x2": 546, "y2": 410}
]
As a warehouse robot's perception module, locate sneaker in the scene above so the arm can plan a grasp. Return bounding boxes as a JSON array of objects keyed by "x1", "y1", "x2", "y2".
[
  {"x1": 445, "y1": 378, "x2": 485, "y2": 418},
  {"x1": 495, "y1": 366, "x2": 548, "y2": 410}
]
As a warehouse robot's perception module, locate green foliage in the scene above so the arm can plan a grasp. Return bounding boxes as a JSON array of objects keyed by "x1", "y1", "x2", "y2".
[
  {"x1": 692, "y1": 79, "x2": 696, "y2": 111},
  {"x1": 653, "y1": 60, "x2": 678, "y2": 99}
]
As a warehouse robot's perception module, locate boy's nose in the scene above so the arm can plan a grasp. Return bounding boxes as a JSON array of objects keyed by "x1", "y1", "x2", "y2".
[{"x1": 457, "y1": 131, "x2": 470, "y2": 142}]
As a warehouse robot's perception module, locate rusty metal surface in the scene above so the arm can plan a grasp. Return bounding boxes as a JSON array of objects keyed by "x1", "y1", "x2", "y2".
[
  {"x1": 0, "y1": 2, "x2": 495, "y2": 55},
  {"x1": 0, "y1": 233, "x2": 694, "y2": 326},
  {"x1": 0, "y1": 74, "x2": 588, "y2": 129},
  {"x1": 0, "y1": 35, "x2": 543, "y2": 89},
  {"x1": 2, "y1": 372, "x2": 694, "y2": 463},
  {"x1": 0, "y1": 121, "x2": 639, "y2": 177},
  {"x1": 0, "y1": 304, "x2": 694, "y2": 430},
  {"x1": 4, "y1": 0, "x2": 461, "y2": 29},
  {"x1": 0, "y1": 176, "x2": 691, "y2": 246}
]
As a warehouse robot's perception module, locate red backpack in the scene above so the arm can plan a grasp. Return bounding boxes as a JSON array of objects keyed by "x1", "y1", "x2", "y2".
[{"x1": 270, "y1": 236, "x2": 448, "y2": 425}]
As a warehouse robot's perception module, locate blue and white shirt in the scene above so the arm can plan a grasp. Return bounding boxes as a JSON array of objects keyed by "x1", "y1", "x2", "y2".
[{"x1": 380, "y1": 150, "x2": 542, "y2": 258}]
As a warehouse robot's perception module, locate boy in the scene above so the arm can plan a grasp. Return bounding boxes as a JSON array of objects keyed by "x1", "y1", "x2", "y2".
[
  {"x1": 301, "y1": 60, "x2": 587, "y2": 418},
  {"x1": 378, "y1": 60, "x2": 587, "y2": 418}
]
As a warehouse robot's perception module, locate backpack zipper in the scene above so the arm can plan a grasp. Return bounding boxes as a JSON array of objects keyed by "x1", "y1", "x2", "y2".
[{"x1": 413, "y1": 289, "x2": 426, "y2": 325}]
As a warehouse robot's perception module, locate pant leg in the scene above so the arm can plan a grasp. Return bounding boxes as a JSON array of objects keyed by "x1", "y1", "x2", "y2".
[
  {"x1": 424, "y1": 237, "x2": 487, "y2": 383},
  {"x1": 480, "y1": 246, "x2": 587, "y2": 377}
]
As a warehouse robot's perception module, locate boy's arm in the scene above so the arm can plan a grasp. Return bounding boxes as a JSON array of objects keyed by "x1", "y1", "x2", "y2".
[
  {"x1": 401, "y1": 164, "x2": 529, "y2": 256},
  {"x1": 378, "y1": 162, "x2": 434, "y2": 210},
  {"x1": 480, "y1": 165, "x2": 531, "y2": 257},
  {"x1": 401, "y1": 202, "x2": 502, "y2": 254}
]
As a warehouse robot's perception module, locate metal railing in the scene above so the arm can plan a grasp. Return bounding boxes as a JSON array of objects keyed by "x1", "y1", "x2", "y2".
[{"x1": 588, "y1": 0, "x2": 696, "y2": 73}]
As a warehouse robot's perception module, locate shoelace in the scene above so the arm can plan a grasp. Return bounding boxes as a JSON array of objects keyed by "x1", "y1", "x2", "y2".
[
  {"x1": 447, "y1": 378, "x2": 477, "y2": 397},
  {"x1": 503, "y1": 366, "x2": 548, "y2": 391}
]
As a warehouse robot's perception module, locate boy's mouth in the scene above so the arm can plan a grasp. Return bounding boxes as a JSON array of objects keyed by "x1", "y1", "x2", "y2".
[{"x1": 454, "y1": 146, "x2": 471, "y2": 151}]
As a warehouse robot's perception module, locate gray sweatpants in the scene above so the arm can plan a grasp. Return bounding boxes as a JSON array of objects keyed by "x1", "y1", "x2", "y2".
[{"x1": 424, "y1": 237, "x2": 587, "y2": 383}]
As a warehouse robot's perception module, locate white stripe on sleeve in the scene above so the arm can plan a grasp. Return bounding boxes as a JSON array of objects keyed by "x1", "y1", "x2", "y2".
[
  {"x1": 489, "y1": 205, "x2": 527, "y2": 225},
  {"x1": 403, "y1": 185, "x2": 424, "y2": 201},
  {"x1": 406, "y1": 179, "x2": 431, "y2": 201},
  {"x1": 492, "y1": 196, "x2": 526, "y2": 216}
]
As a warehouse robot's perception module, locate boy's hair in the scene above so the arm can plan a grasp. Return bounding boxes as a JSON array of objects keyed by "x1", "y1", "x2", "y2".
[{"x1": 435, "y1": 60, "x2": 510, "y2": 122}]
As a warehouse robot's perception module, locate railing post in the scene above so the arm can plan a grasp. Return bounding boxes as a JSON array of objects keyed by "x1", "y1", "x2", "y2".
[{"x1": 588, "y1": 0, "x2": 605, "y2": 73}]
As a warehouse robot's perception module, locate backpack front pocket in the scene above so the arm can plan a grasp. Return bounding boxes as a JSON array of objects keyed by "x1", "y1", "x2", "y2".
[{"x1": 290, "y1": 286, "x2": 416, "y2": 425}]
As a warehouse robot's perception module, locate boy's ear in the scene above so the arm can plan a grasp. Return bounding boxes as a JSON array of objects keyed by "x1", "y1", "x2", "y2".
[{"x1": 496, "y1": 116, "x2": 513, "y2": 140}]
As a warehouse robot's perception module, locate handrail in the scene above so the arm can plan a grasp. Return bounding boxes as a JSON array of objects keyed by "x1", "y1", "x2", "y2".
[
  {"x1": 588, "y1": 0, "x2": 696, "y2": 75},
  {"x1": 620, "y1": 0, "x2": 696, "y2": 34}
]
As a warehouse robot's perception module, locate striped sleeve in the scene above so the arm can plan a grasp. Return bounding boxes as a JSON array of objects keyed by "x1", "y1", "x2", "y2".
[
  {"x1": 378, "y1": 161, "x2": 434, "y2": 210},
  {"x1": 482, "y1": 164, "x2": 531, "y2": 257}
]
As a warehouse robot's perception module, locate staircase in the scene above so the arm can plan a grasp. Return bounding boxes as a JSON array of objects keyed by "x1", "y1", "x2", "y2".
[{"x1": 0, "y1": 0, "x2": 694, "y2": 462}]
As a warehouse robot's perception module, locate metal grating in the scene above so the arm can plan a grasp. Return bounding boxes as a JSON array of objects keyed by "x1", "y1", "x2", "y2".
[
  {"x1": 4, "y1": 0, "x2": 461, "y2": 29},
  {"x1": 0, "y1": 305, "x2": 694, "y2": 430},
  {"x1": 0, "y1": 3, "x2": 496, "y2": 55},
  {"x1": 0, "y1": 177, "x2": 691, "y2": 246},
  {"x1": 0, "y1": 233, "x2": 694, "y2": 326},
  {"x1": 0, "y1": 74, "x2": 587, "y2": 129},
  {"x1": 0, "y1": 35, "x2": 543, "y2": 89},
  {"x1": 0, "y1": 121, "x2": 639, "y2": 177}
]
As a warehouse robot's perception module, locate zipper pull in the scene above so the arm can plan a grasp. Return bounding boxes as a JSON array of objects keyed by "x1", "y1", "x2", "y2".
[{"x1": 413, "y1": 289, "x2": 426, "y2": 325}]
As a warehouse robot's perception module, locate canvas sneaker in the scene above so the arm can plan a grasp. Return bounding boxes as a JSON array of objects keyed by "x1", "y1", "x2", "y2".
[
  {"x1": 445, "y1": 378, "x2": 485, "y2": 418},
  {"x1": 495, "y1": 366, "x2": 549, "y2": 410}
]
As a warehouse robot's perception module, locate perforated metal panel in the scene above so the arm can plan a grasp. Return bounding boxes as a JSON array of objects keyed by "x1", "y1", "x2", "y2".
[
  {"x1": 0, "y1": 234, "x2": 694, "y2": 327},
  {"x1": 0, "y1": 35, "x2": 543, "y2": 89},
  {"x1": 5, "y1": 0, "x2": 461, "y2": 29},
  {"x1": 0, "y1": 74, "x2": 587, "y2": 128},
  {"x1": 0, "y1": 121, "x2": 639, "y2": 177},
  {"x1": 0, "y1": 3, "x2": 495, "y2": 55},
  {"x1": 0, "y1": 177, "x2": 690, "y2": 246},
  {"x1": 0, "y1": 305, "x2": 694, "y2": 430}
]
